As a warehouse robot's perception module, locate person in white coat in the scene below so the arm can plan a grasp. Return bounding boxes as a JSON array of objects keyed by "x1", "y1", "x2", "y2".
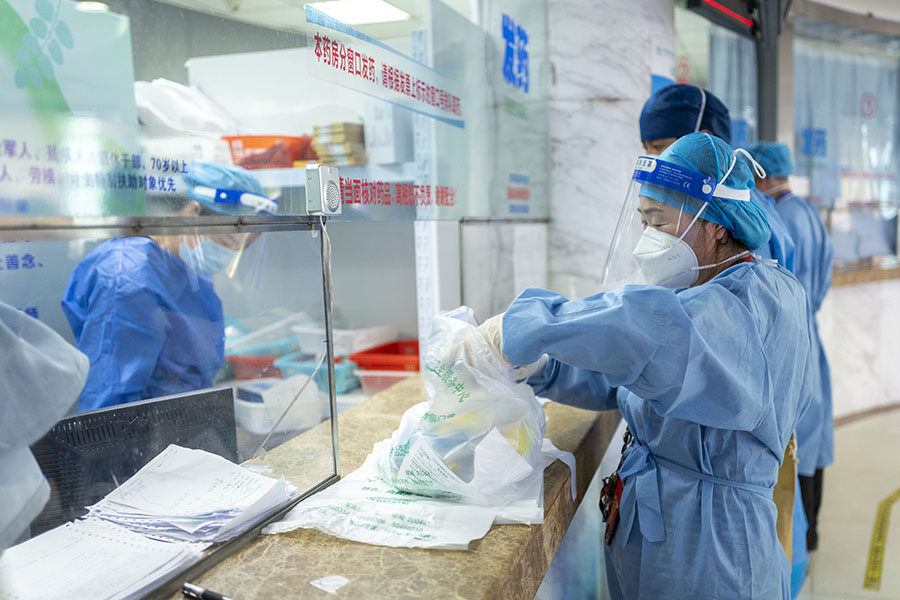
[{"x1": 0, "y1": 302, "x2": 88, "y2": 553}]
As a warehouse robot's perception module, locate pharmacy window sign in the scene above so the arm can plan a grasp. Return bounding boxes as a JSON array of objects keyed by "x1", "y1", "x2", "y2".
[{"x1": 502, "y1": 15, "x2": 529, "y2": 93}]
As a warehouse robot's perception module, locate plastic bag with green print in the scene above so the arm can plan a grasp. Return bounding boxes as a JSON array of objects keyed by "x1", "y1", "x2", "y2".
[{"x1": 378, "y1": 307, "x2": 546, "y2": 507}]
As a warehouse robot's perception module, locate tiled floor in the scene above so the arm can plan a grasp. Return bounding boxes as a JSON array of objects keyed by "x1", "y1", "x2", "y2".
[{"x1": 797, "y1": 408, "x2": 900, "y2": 599}]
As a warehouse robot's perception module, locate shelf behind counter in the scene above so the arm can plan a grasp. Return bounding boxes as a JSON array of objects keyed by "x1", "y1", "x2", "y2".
[{"x1": 169, "y1": 375, "x2": 620, "y2": 600}]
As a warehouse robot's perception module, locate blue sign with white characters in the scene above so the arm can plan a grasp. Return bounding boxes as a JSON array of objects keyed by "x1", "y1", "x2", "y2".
[
  {"x1": 731, "y1": 119, "x2": 750, "y2": 149},
  {"x1": 502, "y1": 14, "x2": 529, "y2": 93},
  {"x1": 801, "y1": 128, "x2": 827, "y2": 157}
]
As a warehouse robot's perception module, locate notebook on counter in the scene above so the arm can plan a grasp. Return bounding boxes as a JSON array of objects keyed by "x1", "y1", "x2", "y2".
[
  {"x1": 0, "y1": 519, "x2": 203, "y2": 600},
  {"x1": 0, "y1": 444, "x2": 298, "y2": 599}
]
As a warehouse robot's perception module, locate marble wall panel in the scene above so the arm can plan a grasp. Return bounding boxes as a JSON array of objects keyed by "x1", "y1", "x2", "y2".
[
  {"x1": 547, "y1": 0, "x2": 674, "y2": 298},
  {"x1": 818, "y1": 279, "x2": 900, "y2": 418},
  {"x1": 548, "y1": 0, "x2": 674, "y2": 103},
  {"x1": 548, "y1": 98, "x2": 643, "y2": 297}
]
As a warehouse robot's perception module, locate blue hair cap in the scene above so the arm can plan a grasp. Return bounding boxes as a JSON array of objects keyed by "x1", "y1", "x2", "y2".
[
  {"x1": 640, "y1": 84, "x2": 732, "y2": 144},
  {"x1": 641, "y1": 132, "x2": 771, "y2": 250},
  {"x1": 747, "y1": 141, "x2": 793, "y2": 178}
]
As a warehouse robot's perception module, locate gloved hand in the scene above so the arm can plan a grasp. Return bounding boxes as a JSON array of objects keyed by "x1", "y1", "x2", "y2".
[
  {"x1": 514, "y1": 354, "x2": 548, "y2": 383},
  {"x1": 477, "y1": 314, "x2": 547, "y2": 383},
  {"x1": 477, "y1": 313, "x2": 506, "y2": 361}
]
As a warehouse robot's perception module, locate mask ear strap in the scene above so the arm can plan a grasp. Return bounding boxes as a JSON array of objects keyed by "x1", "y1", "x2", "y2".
[
  {"x1": 678, "y1": 202, "x2": 709, "y2": 241},
  {"x1": 767, "y1": 181, "x2": 791, "y2": 195},
  {"x1": 725, "y1": 148, "x2": 767, "y2": 181},
  {"x1": 716, "y1": 148, "x2": 767, "y2": 201},
  {"x1": 692, "y1": 249, "x2": 751, "y2": 271},
  {"x1": 693, "y1": 86, "x2": 707, "y2": 133}
]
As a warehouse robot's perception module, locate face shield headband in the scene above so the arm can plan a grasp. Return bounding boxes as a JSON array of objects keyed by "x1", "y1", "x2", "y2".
[
  {"x1": 190, "y1": 185, "x2": 279, "y2": 215},
  {"x1": 600, "y1": 152, "x2": 767, "y2": 289},
  {"x1": 632, "y1": 150, "x2": 764, "y2": 206}
]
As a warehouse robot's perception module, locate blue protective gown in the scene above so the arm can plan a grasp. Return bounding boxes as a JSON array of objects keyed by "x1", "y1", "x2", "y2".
[
  {"x1": 753, "y1": 188, "x2": 796, "y2": 273},
  {"x1": 62, "y1": 237, "x2": 225, "y2": 411},
  {"x1": 503, "y1": 260, "x2": 814, "y2": 600},
  {"x1": 775, "y1": 192, "x2": 834, "y2": 476}
]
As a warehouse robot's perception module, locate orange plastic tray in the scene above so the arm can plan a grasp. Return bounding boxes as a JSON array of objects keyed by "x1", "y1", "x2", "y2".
[
  {"x1": 227, "y1": 355, "x2": 283, "y2": 379},
  {"x1": 350, "y1": 340, "x2": 419, "y2": 372},
  {"x1": 221, "y1": 135, "x2": 312, "y2": 169}
]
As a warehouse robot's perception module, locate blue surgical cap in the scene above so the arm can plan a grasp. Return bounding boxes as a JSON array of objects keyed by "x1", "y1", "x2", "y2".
[
  {"x1": 747, "y1": 141, "x2": 793, "y2": 178},
  {"x1": 640, "y1": 84, "x2": 732, "y2": 144},
  {"x1": 641, "y1": 133, "x2": 771, "y2": 250},
  {"x1": 182, "y1": 162, "x2": 267, "y2": 215}
]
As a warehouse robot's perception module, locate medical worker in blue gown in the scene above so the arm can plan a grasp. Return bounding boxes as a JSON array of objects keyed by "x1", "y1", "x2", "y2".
[
  {"x1": 62, "y1": 163, "x2": 269, "y2": 411},
  {"x1": 749, "y1": 141, "x2": 834, "y2": 556},
  {"x1": 480, "y1": 133, "x2": 814, "y2": 599},
  {"x1": 639, "y1": 84, "x2": 807, "y2": 588},
  {"x1": 639, "y1": 83, "x2": 796, "y2": 273}
]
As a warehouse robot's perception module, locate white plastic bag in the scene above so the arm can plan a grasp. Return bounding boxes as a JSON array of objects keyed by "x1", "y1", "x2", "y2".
[
  {"x1": 134, "y1": 79, "x2": 238, "y2": 134},
  {"x1": 264, "y1": 437, "x2": 576, "y2": 549},
  {"x1": 378, "y1": 309, "x2": 546, "y2": 506},
  {"x1": 263, "y1": 308, "x2": 576, "y2": 550}
]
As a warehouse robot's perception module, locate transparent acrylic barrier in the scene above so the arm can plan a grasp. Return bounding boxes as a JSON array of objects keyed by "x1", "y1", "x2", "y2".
[
  {"x1": 0, "y1": 0, "x2": 549, "y2": 221},
  {"x1": 3, "y1": 222, "x2": 338, "y2": 552}
]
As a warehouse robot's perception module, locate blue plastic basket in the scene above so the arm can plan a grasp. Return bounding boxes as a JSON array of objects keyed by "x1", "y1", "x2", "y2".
[{"x1": 274, "y1": 352, "x2": 360, "y2": 394}]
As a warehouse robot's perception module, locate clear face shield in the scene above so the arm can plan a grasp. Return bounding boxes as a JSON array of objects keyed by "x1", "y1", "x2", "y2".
[
  {"x1": 177, "y1": 225, "x2": 261, "y2": 280},
  {"x1": 601, "y1": 155, "x2": 756, "y2": 290},
  {"x1": 172, "y1": 161, "x2": 276, "y2": 285}
]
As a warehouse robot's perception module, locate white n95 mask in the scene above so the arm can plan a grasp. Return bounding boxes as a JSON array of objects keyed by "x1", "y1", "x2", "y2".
[
  {"x1": 632, "y1": 226, "x2": 700, "y2": 289},
  {"x1": 632, "y1": 216, "x2": 751, "y2": 290},
  {"x1": 179, "y1": 238, "x2": 237, "y2": 275}
]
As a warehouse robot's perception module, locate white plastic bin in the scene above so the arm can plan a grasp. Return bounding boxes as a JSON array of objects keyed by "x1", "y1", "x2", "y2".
[
  {"x1": 233, "y1": 376, "x2": 324, "y2": 435},
  {"x1": 292, "y1": 324, "x2": 398, "y2": 356}
]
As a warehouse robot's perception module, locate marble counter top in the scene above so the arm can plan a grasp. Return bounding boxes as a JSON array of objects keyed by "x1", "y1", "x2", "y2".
[{"x1": 172, "y1": 376, "x2": 619, "y2": 600}]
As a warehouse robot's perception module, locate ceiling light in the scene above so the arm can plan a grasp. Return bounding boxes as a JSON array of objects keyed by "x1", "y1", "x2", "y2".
[
  {"x1": 74, "y1": 1, "x2": 109, "y2": 12},
  {"x1": 308, "y1": 0, "x2": 410, "y2": 25}
]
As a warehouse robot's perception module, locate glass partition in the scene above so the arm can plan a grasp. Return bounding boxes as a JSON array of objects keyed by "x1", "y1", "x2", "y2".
[
  {"x1": 1, "y1": 0, "x2": 549, "y2": 221},
  {"x1": 793, "y1": 18, "x2": 900, "y2": 272},
  {"x1": 1, "y1": 217, "x2": 339, "y2": 593}
]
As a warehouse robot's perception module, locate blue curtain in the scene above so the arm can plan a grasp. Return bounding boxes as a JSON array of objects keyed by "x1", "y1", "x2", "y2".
[
  {"x1": 794, "y1": 39, "x2": 900, "y2": 263},
  {"x1": 708, "y1": 27, "x2": 758, "y2": 148}
]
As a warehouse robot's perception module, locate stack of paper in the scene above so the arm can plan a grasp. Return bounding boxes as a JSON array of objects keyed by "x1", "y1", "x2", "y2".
[
  {"x1": 312, "y1": 122, "x2": 366, "y2": 166},
  {"x1": 0, "y1": 518, "x2": 204, "y2": 600},
  {"x1": 87, "y1": 444, "x2": 297, "y2": 543}
]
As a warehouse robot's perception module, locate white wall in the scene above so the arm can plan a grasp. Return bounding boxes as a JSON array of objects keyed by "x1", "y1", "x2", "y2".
[
  {"x1": 328, "y1": 221, "x2": 419, "y2": 338},
  {"x1": 460, "y1": 221, "x2": 548, "y2": 320},
  {"x1": 814, "y1": 0, "x2": 900, "y2": 23}
]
